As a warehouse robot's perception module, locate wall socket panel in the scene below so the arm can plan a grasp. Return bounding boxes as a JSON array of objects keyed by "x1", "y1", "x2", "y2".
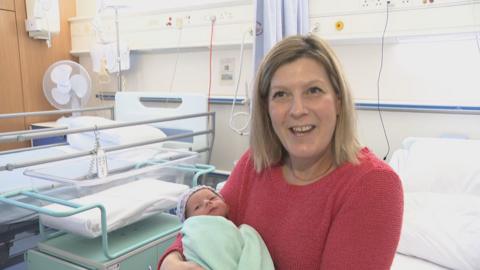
[
  {"x1": 360, "y1": 0, "x2": 412, "y2": 9},
  {"x1": 388, "y1": 0, "x2": 412, "y2": 7}
]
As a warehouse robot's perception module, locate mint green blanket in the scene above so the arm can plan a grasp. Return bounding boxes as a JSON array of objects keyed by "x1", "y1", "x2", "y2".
[{"x1": 182, "y1": 216, "x2": 274, "y2": 270}]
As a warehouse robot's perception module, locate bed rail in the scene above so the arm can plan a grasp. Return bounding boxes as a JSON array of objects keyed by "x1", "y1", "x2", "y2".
[
  {"x1": 0, "y1": 112, "x2": 216, "y2": 171},
  {"x1": 0, "y1": 106, "x2": 114, "y2": 120}
]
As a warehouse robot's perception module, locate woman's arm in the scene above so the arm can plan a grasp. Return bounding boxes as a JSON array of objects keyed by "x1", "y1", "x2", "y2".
[
  {"x1": 319, "y1": 169, "x2": 404, "y2": 270},
  {"x1": 158, "y1": 235, "x2": 203, "y2": 270}
]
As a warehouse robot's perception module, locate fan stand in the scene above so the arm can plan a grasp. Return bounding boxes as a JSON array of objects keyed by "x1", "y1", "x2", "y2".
[{"x1": 70, "y1": 95, "x2": 81, "y2": 117}]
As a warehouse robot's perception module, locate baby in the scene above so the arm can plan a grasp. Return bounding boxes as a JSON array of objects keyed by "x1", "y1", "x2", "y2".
[
  {"x1": 175, "y1": 185, "x2": 274, "y2": 270},
  {"x1": 176, "y1": 185, "x2": 229, "y2": 222}
]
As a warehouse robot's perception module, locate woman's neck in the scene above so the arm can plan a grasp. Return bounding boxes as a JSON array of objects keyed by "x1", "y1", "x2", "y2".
[{"x1": 283, "y1": 151, "x2": 336, "y2": 185}]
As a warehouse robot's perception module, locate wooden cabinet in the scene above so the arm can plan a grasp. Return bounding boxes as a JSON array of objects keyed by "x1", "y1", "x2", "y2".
[
  {"x1": 0, "y1": 0, "x2": 14, "y2": 11},
  {"x1": 0, "y1": 9, "x2": 26, "y2": 150}
]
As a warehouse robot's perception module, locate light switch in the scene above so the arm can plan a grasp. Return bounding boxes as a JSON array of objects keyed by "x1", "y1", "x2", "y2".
[{"x1": 220, "y1": 58, "x2": 235, "y2": 85}]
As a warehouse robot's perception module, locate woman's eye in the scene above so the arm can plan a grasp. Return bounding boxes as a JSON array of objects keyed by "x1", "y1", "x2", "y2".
[
  {"x1": 307, "y1": 87, "x2": 323, "y2": 95},
  {"x1": 271, "y1": 90, "x2": 288, "y2": 99}
]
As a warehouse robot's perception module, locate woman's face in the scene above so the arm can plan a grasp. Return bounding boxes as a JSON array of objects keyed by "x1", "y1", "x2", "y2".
[
  {"x1": 268, "y1": 57, "x2": 340, "y2": 164},
  {"x1": 185, "y1": 189, "x2": 229, "y2": 219}
]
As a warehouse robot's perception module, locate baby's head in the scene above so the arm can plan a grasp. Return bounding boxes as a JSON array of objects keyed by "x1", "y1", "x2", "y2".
[{"x1": 176, "y1": 185, "x2": 229, "y2": 222}]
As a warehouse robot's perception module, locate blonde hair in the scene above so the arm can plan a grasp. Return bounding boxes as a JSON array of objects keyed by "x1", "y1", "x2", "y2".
[{"x1": 250, "y1": 35, "x2": 361, "y2": 172}]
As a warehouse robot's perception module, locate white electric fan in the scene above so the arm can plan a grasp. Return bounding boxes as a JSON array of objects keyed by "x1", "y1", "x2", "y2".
[{"x1": 43, "y1": 60, "x2": 92, "y2": 112}]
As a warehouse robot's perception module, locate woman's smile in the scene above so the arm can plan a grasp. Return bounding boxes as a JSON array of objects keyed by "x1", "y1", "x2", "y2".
[{"x1": 290, "y1": 125, "x2": 315, "y2": 136}]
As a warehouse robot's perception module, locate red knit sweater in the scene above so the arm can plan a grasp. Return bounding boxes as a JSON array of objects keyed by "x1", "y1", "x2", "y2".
[{"x1": 159, "y1": 148, "x2": 403, "y2": 270}]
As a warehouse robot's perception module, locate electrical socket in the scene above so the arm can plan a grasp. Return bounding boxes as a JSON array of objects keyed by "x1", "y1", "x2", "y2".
[
  {"x1": 387, "y1": 0, "x2": 412, "y2": 7},
  {"x1": 175, "y1": 17, "x2": 183, "y2": 29},
  {"x1": 359, "y1": 0, "x2": 372, "y2": 9},
  {"x1": 360, "y1": 0, "x2": 391, "y2": 9},
  {"x1": 374, "y1": 0, "x2": 384, "y2": 8},
  {"x1": 204, "y1": 11, "x2": 234, "y2": 23}
]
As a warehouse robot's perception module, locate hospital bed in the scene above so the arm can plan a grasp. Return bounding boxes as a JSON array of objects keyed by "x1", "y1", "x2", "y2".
[
  {"x1": 389, "y1": 137, "x2": 480, "y2": 270},
  {"x1": 0, "y1": 92, "x2": 215, "y2": 269}
]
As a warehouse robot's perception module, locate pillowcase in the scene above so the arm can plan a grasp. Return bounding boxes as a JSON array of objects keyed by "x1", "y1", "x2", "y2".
[
  {"x1": 57, "y1": 116, "x2": 167, "y2": 150},
  {"x1": 397, "y1": 192, "x2": 480, "y2": 270},
  {"x1": 394, "y1": 137, "x2": 480, "y2": 195}
]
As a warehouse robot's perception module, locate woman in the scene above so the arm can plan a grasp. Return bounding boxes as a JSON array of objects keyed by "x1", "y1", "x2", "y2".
[{"x1": 159, "y1": 35, "x2": 403, "y2": 270}]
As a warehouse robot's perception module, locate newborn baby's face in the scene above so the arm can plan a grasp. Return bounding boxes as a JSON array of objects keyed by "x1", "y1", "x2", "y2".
[{"x1": 185, "y1": 189, "x2": 229, "y2": 219}]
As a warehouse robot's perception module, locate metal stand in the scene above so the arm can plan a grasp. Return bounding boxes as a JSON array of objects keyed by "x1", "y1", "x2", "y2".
[{"x1": 114, "y1": 7, "x2": 122, "y2": 92}]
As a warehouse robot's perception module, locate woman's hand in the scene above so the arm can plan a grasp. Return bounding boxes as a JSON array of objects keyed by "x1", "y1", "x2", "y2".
[{"x1": 160, "y1": 251, "x2": 204, "y2": 270}]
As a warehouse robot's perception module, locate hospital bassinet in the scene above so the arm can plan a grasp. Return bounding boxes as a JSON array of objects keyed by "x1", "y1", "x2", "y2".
[{"x1": 0, "y1": 147, "x2": 215, "y2": 270}]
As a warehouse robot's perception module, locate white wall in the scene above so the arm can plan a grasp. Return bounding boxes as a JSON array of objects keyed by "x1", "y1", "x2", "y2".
[
  {"x1": 334, "y1": 40, "x2": 480, "y2": 105},
  {"x1": 80, "y1": 47, "x2": 254, "y2": 171},
  {"x1": 76, "y1": 0, "x2": 480, "y2": 171}
]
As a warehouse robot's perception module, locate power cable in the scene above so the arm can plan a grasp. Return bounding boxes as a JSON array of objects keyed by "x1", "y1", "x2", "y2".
[
  {"x1": 169, "y1": 25, "x2": 183, "y2": 93},
  {"x1": 229, "y1": 29, "x2": 252, "y2": 136},
  {"x1": 377, "y1": 1, "x2": 391, "y2": 161}
]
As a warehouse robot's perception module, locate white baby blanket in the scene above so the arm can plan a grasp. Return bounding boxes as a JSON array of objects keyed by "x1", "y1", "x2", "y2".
[{"x1": 40, "y1": 179, "x2": 188, "y2": 238}]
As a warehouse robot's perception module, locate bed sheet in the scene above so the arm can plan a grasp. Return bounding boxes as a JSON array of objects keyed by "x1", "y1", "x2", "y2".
[{"x1": 391, "y1": 253, "x2": 450, "y2": 270}]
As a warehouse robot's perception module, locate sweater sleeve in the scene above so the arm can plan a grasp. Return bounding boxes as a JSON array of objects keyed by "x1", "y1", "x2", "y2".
[
  {"x1": 219, "y1": 150, "x2": 252, "y2": 225},
  {"x1": 319, "y1": 169, "x2": 404, "y2": 270},
  {"x1": 157, "y1": 234, "x2": 185, "y2": 270}
]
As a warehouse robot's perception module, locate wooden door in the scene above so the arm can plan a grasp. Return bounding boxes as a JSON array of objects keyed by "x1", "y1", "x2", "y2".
[
  {"x1": 0, "y1": 9, "x2": 27, "y2": 150},
  {"x1": 0, "y1": 0, "x2": 14, "y2": 11}
]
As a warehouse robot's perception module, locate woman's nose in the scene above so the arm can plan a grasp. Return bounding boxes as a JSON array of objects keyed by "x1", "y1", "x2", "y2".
[{"x1": 290, "y1": 96, "x2": 308, "y2": 117}]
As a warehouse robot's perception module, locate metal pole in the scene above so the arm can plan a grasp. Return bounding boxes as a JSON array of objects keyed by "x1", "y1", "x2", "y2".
[
  {"x1": 115, "y1": 7, "x2": 122, "y2": 92},
  {"x1": 0, "y1": 112, "x2": 215, "y2": 143},
  {"x1": 1, "y1": 129, "x2": 213, "y2": 171},
  {"x1": 0, "y1": 106, "x2": 114, "y2": 120}
]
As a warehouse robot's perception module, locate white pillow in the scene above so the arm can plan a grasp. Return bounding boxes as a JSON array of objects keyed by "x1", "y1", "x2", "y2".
[
  {"x1": 398, "y1": 192, "x2": 480, "y2": 270},
  {"x1": 65, "y1": 133, "x2": 115, "y2": 150},
  {"x1": 57, "y1": 116, "x2": 167, "y2": 150},
  {"x1": 398, "y1": 138, "x2": 480, "y2": 195},
  {"x1": 58, "y1": 116, "x2": 114, "y2": 128}
]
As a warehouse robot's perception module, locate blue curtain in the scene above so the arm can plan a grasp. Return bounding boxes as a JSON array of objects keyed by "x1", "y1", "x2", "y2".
[{"x1": 254, "y1": 0, "x2": 309, "y2": 72}]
